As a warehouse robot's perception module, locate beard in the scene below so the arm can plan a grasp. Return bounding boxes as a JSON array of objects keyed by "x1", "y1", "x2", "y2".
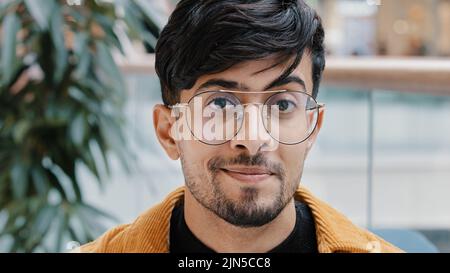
[{"x1": 180, "y1": 152, "x2": 300, "y2": 228}]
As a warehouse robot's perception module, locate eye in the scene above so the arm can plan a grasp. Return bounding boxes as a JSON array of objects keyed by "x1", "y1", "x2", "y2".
[
  {"x1": 207, "y1": 97, "x2": 236, "y2": 110},
  {"x1": 274, "y1": 99, "x2": 296, "y2": 113}
]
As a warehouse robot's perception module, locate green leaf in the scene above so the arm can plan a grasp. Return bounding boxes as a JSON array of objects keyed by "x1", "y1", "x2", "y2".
[
  {"x1": 74, "y1": 50, "x2": 91, "y2": 80},
  {"x1": 1, "y1": 13, "x2": 20, "y2": 86},
  {"x1": 12, "y1": 120, "x2": 31, "y2": 143},
  {"x1": 25, "y1": 204, "x2": 57, "y2": 249},
  {"x1": 49, "y1": 160, "x2": 82, "y2": 202},
  {"x1": 123, "y1": 5, "x2": 145, "y2": 37},
  {"x1": 69, "y1": 113, "x2": 86, "y2": 146},
  {"x1": 73, "y1": 32, "x2": 89, "y2": 56},
  {"x1": 78, "y1": 146, "x2": 101, "y2": 184},
  {"x1": 133, "y1": 0, "x2": 164, "y2": 29},
  {"x1": 10, "y1": 162, "x2": 28, "y2": 199},
  {"x1": 54, "y1": 206, "x2": 68, "y2": 251},
  {"x1": 24, "y1": 0, "x2": 55, "y2": 30},
  {"x1": 141, "y1": 31, "x2": 158, "y2": 50},
  {"x1": 92, "y1": 13, "x2": 124, "y2": 54},
  {"x1": 0, "y1": 1, "x2": 18, "y2": 13},
  {"x1": 46, "y1": 168, "x2": 69, "y2": 201},
  {"x1": 32, "y1": 205, "x2": 57, "y2": 236},
  {"x1": 68, "y1": 86, "x2": 101, "y2": 113},
  {"x1": 91, "y1": 138, "x2": 111, "y2": 178},
  {"x1": 77, "y1": 202, "x2": 118, "y2": 223},
  {"x1": 122, "y1": 2, "x2": 158, "y2": 49},
  {"x1": 130, "y1": 1, "x2": 160, "y2": 48},
  {"x1": 94, "y1": 41, "x2": 124, "y2": 89},
  {"x1": 49, "y1": 5, "x2": 68, "y2": 83},
  {"x1": 67, "y1": 214, "x2": 87, "y2": 244},
  {"x1": 73, "y1": 32, "x2": 90, "y2": 79},
  {"x1": 31, "y1": 167, "x2": 49, "y2": 195}
]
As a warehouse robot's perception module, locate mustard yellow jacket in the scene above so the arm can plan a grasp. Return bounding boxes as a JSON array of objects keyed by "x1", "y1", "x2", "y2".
[{"x1": 80, "y1": 186, "x2": 403, "y2": 253}]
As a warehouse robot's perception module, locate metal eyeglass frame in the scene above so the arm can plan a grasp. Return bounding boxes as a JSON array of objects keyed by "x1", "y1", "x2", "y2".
[{"x1": 168, "y1": 89, "x2": 325, "y2": 145}]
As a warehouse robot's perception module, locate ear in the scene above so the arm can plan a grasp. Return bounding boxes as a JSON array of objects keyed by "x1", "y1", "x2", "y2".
[
  {"x1": 153, "y1": 104, "x2": 180, "y2": 160},
  {"x1": 305, "y1": 105, "x2": 325, "y2": 156}
]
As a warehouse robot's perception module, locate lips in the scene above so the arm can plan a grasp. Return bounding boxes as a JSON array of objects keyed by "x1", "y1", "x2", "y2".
[{"x1": 220, "y1": 166, "x2": 274, "y2": 183}]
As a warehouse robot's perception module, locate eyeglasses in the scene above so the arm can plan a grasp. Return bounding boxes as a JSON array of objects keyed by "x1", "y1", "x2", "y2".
[{"x1": 169, "y1": 90, "x2": 324, "y2": 145}]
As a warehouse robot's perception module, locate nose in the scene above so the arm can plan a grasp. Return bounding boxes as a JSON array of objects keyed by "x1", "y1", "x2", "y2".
[{"x1": 229, "y1": 104, "x2": 278, "y2": 155}]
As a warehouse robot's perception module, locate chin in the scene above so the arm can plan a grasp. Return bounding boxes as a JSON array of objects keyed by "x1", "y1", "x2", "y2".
[{"x1": 234, "y1": 187, "x2": 280, "y2": 208}]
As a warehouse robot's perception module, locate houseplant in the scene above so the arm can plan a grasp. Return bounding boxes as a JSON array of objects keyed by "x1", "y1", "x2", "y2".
[{"x1": 0, "y1": 0, "x2": 159, "y2": 252}]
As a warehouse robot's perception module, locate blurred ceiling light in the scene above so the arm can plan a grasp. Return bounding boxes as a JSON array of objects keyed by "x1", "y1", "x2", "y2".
[
  {"x1": 339, "y1": 1, "x2": 378, "y2": 16},
  {"x1": 66, "y1": 0, "x2": 82, "y2": 6},
  {"x1": 366, "y1": 0, "x2": 381, "y2": 6},
  {"x1": 393, "y1": 20, "x2": 409, "y2": 35},
  {"x1": 408, "y1": 4, "x2": 426, "y2": 21}
]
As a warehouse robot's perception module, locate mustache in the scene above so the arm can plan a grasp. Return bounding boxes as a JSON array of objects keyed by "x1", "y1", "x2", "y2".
[{"x1": 207, "y1": 153, "x2": 286, "y2": 181}]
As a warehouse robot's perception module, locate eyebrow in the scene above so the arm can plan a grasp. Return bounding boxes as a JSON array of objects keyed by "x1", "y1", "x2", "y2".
[{"x1": 196, "y1": 75, "x2": 306, "y2": 92}]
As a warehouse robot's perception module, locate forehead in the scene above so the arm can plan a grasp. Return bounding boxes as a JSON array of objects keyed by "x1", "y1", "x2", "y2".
[{"x1": 181, "y1": 52, "x2": 314, "y2": 101}]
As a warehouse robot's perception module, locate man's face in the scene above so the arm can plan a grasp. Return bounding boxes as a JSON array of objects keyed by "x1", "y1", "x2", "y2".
[{"x1": 155, "y1": 52, "x2": 324, "y2": 228}]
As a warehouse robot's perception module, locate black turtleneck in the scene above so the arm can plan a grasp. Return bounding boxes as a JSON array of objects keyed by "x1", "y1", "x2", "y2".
[{"x1": 169, "y1": 200, "x2": 318, "y2": 253}]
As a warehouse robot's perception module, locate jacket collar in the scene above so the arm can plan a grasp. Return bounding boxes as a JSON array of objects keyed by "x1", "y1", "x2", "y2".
[{"x1": 126, "y1": 186, "x2": 399, "y2": 253}]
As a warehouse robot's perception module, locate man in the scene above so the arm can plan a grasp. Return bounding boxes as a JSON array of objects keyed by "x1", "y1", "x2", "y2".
[{"x1": 80, "y1": 0, "x2": 402, "y2": 253}]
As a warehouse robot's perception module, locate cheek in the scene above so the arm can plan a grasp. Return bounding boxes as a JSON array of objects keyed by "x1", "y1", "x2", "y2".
[
  {"x1": 179, "y1": 140, "x2": 216, "y2": 173},
  {"x1": 278, "y1": 144, "x2": 308, "y2": 178}
]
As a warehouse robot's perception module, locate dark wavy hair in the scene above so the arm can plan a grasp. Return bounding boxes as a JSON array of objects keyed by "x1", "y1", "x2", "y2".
[{"x1": 155, "y1": 0, "x2": 325, "y2": 105}]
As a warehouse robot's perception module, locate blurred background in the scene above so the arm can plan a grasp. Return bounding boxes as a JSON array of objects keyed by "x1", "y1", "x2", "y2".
[{"x1": 0, "y1": 0, "x2": 449, "y2": 253}]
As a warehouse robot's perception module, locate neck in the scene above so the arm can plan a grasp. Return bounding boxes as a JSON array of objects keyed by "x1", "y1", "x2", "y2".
[{"x1": 184, "y1": 189, "x2": 296, "y2": 253}]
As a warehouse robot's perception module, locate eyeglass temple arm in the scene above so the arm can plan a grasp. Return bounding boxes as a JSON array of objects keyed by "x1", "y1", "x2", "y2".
[
  {"x1": 169, "y1": 102, "x2": 325, "y2": 109},
  {"x1": 167, "y1": 103, "x2": 189, "y2": 109},
  {"x1": 306, "y1": 103, "x2": 325, "y2": 111}
]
